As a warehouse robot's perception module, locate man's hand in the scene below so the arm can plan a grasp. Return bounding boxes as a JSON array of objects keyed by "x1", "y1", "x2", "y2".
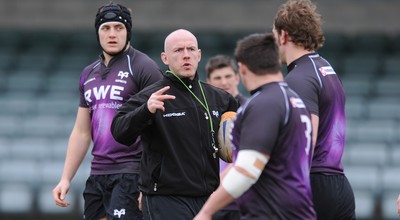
[
  {"x1": 147, "y1": 86, "x2": 176, "y2": 113},
  {"x1": 52, "y1": 180, "x2": 71, "y2": 207},
  {"x1": 138, "y1": 192, "x2": 143, "y2": 211}
]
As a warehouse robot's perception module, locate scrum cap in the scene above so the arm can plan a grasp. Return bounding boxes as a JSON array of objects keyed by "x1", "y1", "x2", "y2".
[{"x1": 95, "y1": 3, "x2": 132, "y2": 42}]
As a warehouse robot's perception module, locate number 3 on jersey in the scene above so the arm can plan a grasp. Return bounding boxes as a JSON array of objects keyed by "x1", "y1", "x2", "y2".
[{"x1": 300, "y1": 115, "x2": 312, "y2": 155}]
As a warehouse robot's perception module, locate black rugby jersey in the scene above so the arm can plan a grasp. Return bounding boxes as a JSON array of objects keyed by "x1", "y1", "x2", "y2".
[
  {"x1": 286, "y1": 53, "x2": 346, "y2": 174},
  {"x1": 231, "y1": 82, "x2": 315, "y2": 219}
]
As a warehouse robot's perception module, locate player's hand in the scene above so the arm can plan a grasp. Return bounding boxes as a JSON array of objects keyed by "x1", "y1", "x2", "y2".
[
  {"x1": 147, "y1": 86, "x2": 175, "y2": 113},
  {"x1": 52, "y1": 180, "x2": 71, "y2": 207},
  {"x1": 397, "y1": 194, "x2": 400, "y2": 216},
  {"x1": 138, "y1": 192, "x2": 143, "y2": 211}
]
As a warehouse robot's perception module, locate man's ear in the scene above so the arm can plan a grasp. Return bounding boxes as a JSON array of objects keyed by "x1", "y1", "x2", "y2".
[
  {"x1": 238, "y1": 62, "x2": 247, "y2": 76},
  {"x1": 279, "y1": 30, "x2": 289, "y2": 45},
  {"x1": 161, "y1": 52, "x2": 168, "y2": 65},
  {"x1": 197, "y1": 49, "x2": 202, "y2": 62}
]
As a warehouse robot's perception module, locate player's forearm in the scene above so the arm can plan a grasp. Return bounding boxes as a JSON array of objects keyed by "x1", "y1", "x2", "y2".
[
  {"x1": 199, "y1": 186, "x2": 235, "y2": 216},
  {"x1": 61, "y1": 132, "x2": 91, "y2": 182}
]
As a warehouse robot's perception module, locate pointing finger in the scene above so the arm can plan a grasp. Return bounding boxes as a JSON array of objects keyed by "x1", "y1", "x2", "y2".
[{"x1": 154, "y1": 86, "x2": 171, "y2": 95}]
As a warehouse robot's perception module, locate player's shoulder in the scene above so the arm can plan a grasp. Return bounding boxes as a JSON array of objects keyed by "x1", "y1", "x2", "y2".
[
  {"x1": 249, "y1": 84, "x2": 283, "y2": 106},
  {"x1": 80, "y1": 59, "x2": 101, "y2": 76},
  {"x1": 285, "y1": 62, "x2": 320, "y2": 90},
  {"x1": 129, "y1": 47, "x2": 156, "y2": 63}
]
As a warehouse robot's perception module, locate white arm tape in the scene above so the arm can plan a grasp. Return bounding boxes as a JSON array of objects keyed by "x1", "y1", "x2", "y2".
[{"x1": 222, "y1": 150, "x2": 269, "y2": 198}]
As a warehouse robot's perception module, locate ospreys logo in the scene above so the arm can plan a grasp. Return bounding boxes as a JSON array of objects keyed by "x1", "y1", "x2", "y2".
[
  {"x1": 116, "y1": 71, "x2": 129, "y2": 84},
  {"x1": 212, "y1": 110, "x2": 219, "y2": 118},
  {"x1": 118, "y1": 71, "x2": 129, "y2": 79},
  {"x1": 113, "y1": 208, "x2": 126, "y2": 218}
]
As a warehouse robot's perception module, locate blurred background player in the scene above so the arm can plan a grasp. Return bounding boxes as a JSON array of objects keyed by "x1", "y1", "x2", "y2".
[
  {"x1": 52, "y1": 2, "x2": 163, "y2": 219},
  {"x1": 111, "y1": 29, "x2": 238, "y2": 220},
  {"x1": 273, "y1": 0, "x2": 355, "y2": 219},
  {"x1": 195, "y1": 33, "x2": 316, "y2": 220},
  {"x1": 205, "y1": 54, "x2": 248, "y2": 220},
  {"x1": 205, "y1": 54, "x2": 248, "y2": 107}
]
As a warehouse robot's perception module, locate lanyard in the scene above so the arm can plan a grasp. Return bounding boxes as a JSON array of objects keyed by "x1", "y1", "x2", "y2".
[{"x1": 167, "y1": 70, "x2": 218, "y2": 158}]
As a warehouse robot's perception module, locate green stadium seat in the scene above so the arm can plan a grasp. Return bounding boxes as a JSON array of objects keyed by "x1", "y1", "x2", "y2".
[
  {"x1": 382, "y1": 55, "x2": 400, "y2": 77},
  {"x1": 347, "y1": 33, "x2": 389, "y2": 55},
  {"x1": 388, "y1": 33, "x2": 400, "y2": 55},
  {"x1": 219, "y1": 30, "x2": 255, "y2": 53},
  {"x1": 0, "y1": 159, "x2": 39, "y2": 185},
  {"x1": 345, "y1": 165, "x2": 380, "y2": 193},
  {"x1": 375, "y1": 78, "x2": 400, "y2": 97},
  {"x1": 0, "y1": 184, "x2": 34, "y2": 214},
  {"x1": 352, "y1": 190, "x2": 377, "y2": 219},
  {"x1": 345, "y1": 97, "x2": 366, "y2": 120},
  {"x1": 37, "y1": 185, "x2": 76, "y2": 214},
  {"x1": 21, "y1": 31, "x2": 65, "y2": 54},
  {"x1": 347, "y1": 142, "x2": 388, "y2": 166},
  {"x1": 319, "y1": 32, "x2": 349, "y2": 57},
  {"x1": 389, "y1": 145, "x2": 400, "y2": 166},
  {"x1": 381, "y1": 167, "x2": 400, "y2": 199},
  {"x1": 65, "y1": 31, "x2": 100, "y2": 56},
  {"x1": 366, "y1": 98, "x2": 400, "y2": 120},
  {"x1": 341, "y1": 54, "x2": 381, "y2": 80},
  {"x1": 342, "y1": 78, "x2": 372, "y2": 97},
  {"x1": 381, "y1": 190, "x2": 399, "y2": 220},
  {"x1": 16, "y1": 52, "x2": 54, "y2": 71},
  {"x1": 0, "y1": 31, "x2": 22, "y2": 54}
]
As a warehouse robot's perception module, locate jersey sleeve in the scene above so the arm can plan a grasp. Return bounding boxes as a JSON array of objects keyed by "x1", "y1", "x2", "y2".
[{"x1": 132, "y1": 53, "x2": 163, "y2": 91}]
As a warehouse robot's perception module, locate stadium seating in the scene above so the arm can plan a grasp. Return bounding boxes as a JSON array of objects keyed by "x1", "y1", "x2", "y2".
[
  {"x1": 0, "y1": 184, "x2": 34, "y2": 214},
  {"x1": 319, "y1": 32, "x2": 349, "y2": 57},
  {"x1": 381, "y1": 191, "x2": 399, "y2": 220},
  {"x1": 0, "y1": 30, "x2": 399, "y2": 220},
  {"x1": 341, "y1": 54, "x2": 381, "y2": 80},
  {"x1": 353, "y1": 189, "x2": 377, "y2": 220},
  {"x1": 367, "y1": 98, "x2": 400, "y2": 121},
  {"x1": 382, "y1": 56, "x2": 400, "y2": 78},
  {"x1": 376, "y1": 79, "x2": 400, "y2": 97},
  {"x1": 342, "y1": 78, "x2": 372, "y2": 98},
  {"x1": 346, "y1": 142, "x2": 388, "y2": 167},
  {"x1": 346, "y1": 33, "x2": 390, "y2": 56}
]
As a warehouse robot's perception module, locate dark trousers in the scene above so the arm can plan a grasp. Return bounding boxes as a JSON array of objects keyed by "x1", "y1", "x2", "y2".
[
  {"x1": 310, "y1": 173, "x2": 356, "y2": 220},
  {"x1": 83, "y1": 174, "x2": 142, "y2": 220},
  {"x1": 142, "y1": 194, "x2": 209, "y2": 220}
]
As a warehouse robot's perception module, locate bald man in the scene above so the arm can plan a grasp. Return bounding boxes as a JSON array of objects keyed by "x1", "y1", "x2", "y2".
[{"x1": 111, "y1": 29, "x2": 238, "y2": 219}]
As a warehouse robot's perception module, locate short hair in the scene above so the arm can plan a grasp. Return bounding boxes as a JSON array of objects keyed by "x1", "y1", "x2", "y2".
[
  {"x1": 234, "y1": 33, "x2": 281, "y2": 75},
  {"x1": 205, "y1": 55, "x2": 238, "y2": 78},
  {"x1": 274, "y1": 0, "x2": 325, "y2": 51}
]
